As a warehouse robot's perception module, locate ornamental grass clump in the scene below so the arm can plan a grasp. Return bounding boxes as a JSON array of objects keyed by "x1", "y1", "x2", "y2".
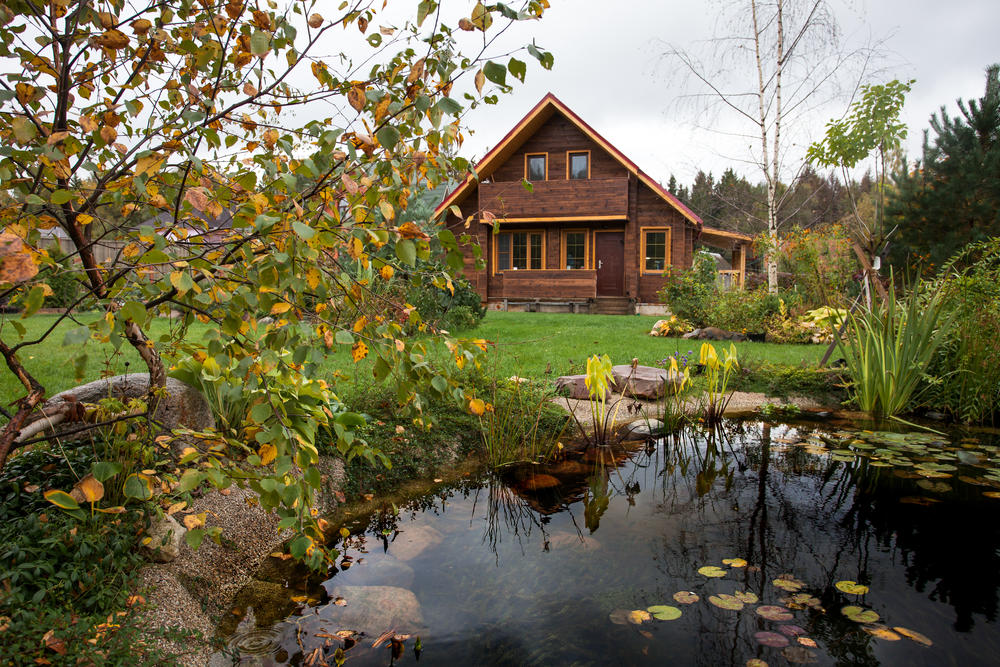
[{"x1": 835, "y1": 277, "x2": 954, "y2": 419}]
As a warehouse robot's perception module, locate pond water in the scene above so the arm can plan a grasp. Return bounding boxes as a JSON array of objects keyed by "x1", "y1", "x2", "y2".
[{"x1": 217, "y1": 419, "x2": 1000, "y2": 666}]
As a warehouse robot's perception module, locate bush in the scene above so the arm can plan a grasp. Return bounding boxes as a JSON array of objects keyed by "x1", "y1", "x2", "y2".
[
  {"x1": 920, "y1": 239, "x2": 1000, "y2": 423},
  {"x1": 708, "y1": 289, "x2": 792, "y2": 333},
  {"x1": 0, "y1": 448, "x2": 189, "y2": 665},
  {"x1": 405, "y1": 267, "x2": 485, "y2": 333},
  {"x1": 657, "y1": 250, "x2": 717, "y2": 325}
]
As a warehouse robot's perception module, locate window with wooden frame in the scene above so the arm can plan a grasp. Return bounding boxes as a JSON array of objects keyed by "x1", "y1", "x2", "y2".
[
  {"x1": 525, "y1": 153, "x2": 547, "y2": 181},
  {"x1": 495, "y1": 230, "x2": 545, "y2": 271},
  {"x1": 640, "y1": 227, "x2": 671, "y2": 273},
  {"x1": 560, "y1": 229, "x2": 589, "y2": 269},
  {"x1": 567, "y1": 150, "x2": 590, "y2": 180}
]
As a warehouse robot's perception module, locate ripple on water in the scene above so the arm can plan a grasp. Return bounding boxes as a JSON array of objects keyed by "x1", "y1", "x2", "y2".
[{"x1": 227, "y1": 627, "x2": 282, "y2": 657}]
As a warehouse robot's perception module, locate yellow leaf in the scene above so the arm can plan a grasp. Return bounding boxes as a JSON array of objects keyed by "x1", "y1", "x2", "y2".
[
  {"x1": 475, "y1": 69, "x2": 485, "y2": 93},
  {"x1": 379, "y1": 200, "x2": 395, "y2": 221},
  {"x1": 258, "y1": 443, "x2": 277, "y2": 465},
  {"x1": 379, "y1": 265, "x2": 394, "y2": 280},
  {"x1": 347, "y1": 85, "x2": 366, "y2": 112},
  {"x1": 74, "y1": 474, "x2": 104, "y2": 503},
  {"x1": 352, "y1": 316, "x2": 367, "y2": 333},
  {"x1": 135, "y1": 153, "x2": 166, "y2": 179},
  {"x1": 270, "y1": 302, "x2": 291, "y2": 315},
  {"x1": 350, "y1": 341, "x2": 368, "y2": 362},
  {"x1": 339, "y1": 527, "x2": 350, "y2": 538},
  {"x1": 182, "y1": 512, "x2": 206, "y2": 530},
  {"x1": 166, "y1": 501, "x2": 186, "y2": 515},
  {"x1": 306, "y1": 268, "x2": 321, "y2": 289},
  {"x1": 469, "y1": 398, "x2": 486, "y2": 416}
]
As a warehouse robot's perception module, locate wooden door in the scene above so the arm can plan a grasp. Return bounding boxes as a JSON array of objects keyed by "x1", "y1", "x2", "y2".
[{"x1": 595, "y1": 231, "x2": 625, "y2": 296}]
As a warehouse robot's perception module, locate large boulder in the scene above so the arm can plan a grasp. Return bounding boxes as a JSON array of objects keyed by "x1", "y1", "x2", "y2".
[
  {"x1": 48, "y1": 373, "x2": 215, "y2": 452},
  {"x1": 611, "y1": 365, "x2": 683, "y2": 400},
  {"x1": 321, "y1": 585, "x2": 424, "y2": 634},
  {"x1": 387, "y1": 525, "x2": 442, "y2": 561},
  {"x1": 142, "y1": 513, "x2": 186, "y2": 563},
  {"x1": 555, "y1": 374, "x2": 591, "y2": 400}
]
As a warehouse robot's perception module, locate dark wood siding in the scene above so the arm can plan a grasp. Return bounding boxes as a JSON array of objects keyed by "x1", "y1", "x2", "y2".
[
  {"x1": 635, "y1": 181, "x2": 693, "y2": 303},
  {"x1": 479, "y1": 178, "x2": 628, "y2": 219},
  {"x1": 491, "y1": 115, "x2": 628, "y2": 183}
]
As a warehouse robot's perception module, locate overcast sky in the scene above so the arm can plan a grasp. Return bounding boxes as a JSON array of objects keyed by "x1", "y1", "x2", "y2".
[{"x1": 449, "y1": 0, "x2": 1000, "y2": 187}]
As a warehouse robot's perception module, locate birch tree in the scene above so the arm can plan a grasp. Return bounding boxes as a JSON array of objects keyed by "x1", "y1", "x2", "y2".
[{"x1": 663, "y1": 0, "x2": 876, "y2": 292}]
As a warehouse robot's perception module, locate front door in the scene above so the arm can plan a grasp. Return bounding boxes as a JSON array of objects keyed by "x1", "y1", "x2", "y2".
[{"x1": 595, "y1": 231, "x2": 625, "y2": 296}]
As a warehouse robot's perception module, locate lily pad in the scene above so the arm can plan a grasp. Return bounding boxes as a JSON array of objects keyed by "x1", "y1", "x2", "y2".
[
  {"x1": 781, "y1": 646, "x2": 818, "y2": 664},
  {"x1": 646, "y1": 605, "x2": 682, "y2": 621},
  {"x1": 754, "y1": 631, "x2": 790, "y2": 648},
  {"x1": 698, "y1": 565, "x2": 727, "y2": 578},
  {"x1": 708, "y1": 594, "x2": 744, "y2": 611},
  {"x1": 673, "y1": 591, "x2": 699, "y2": 604},
  {"x1": 608, "y1": 609, "x2": 631, "y2": 625},
  {"x1": 772, "y1": 576, "x2": 805, "y2": 592},
  {"x1": 734, "y1": 590, "x2": 759, "y2": 604},
  {"x1": 835, "y1": 580, "x2": 869, "y2": 595},
  {"x1": 757, "y1": 605, "x2": 794, "y2": 622},
  {"x1": 841, "y1": 606, "x2": 879, "y2": 623},
  {"x1": 893, "y1": 626, "x2": 933, "y2": 647},
  {"x1": 723, "y1": 557, "x2": 748, "y2": 568},
  {"x1": 628, "y1": 609, "x2": 652, "y2": 624},
  {"x1": 862, "y1": 624, "x2": 901, "y2": 641},
  {"x1": 745, "y1": 660, "x2": 768, "y2": 667},
  {"x1": 917, "y1": 480, "x2": 951, "y2": 493},
  {"x1": 983, "y1": 491, "x2": 1000, "y2": 499},
  {"x1": 778, "y1": 625, "x2": 806, "y2": 637},
  {"x1": 900, "y1": 496, "x2": 941, "y2": 506},
  {"x1": 784, "y1": 593, "x2": 822, "y2": 609}
]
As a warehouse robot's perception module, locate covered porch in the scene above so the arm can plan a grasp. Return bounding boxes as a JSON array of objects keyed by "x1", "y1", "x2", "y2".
[{"x1": 699, "y1": 227, "x2": 754, "y2": 290}]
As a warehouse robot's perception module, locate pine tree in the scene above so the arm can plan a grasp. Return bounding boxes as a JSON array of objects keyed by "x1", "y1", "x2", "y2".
[{"x1": 888, "y1": 65, "x2": 1000, "y2": 270}]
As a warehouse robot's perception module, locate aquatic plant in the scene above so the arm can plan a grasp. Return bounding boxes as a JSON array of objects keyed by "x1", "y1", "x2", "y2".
[
  {"x1": 567, "y1": 355, "x2": 641, "y2": 446},
  {"x1": 477, "y1": 376, "x2": 565, "y2": 468},
  {"x1": 697, "y1": 342, "x2": 740, "y2": 425},
  {"x1": 656, "y1": 354, "x2": 693, "y2": 432},
  {"x1": 835, "y1": 276, "x2": 954, "y2": 419}
]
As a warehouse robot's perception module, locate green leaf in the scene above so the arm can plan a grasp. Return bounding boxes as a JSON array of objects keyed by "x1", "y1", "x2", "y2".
[
  {"x1": 177, "y1": 469, "x2": 204, "y2": 493},
  {"x1": 416, "y1": 0, "x2": 434, "y2": 26},
  {"x1": 303, "y1": 465, "x2": 321, "y2": 489},
  {"x1": 21, "y1": 285, "x2": 45, "y2": 317},
  {"x1": 62, "y1": 325, "x2": 90, "y2": 347},
  {"x1": 508, "y1": 57, "x2": 526, "y2": 83},
  {"x1": 647, "y1": 605, "x2": 683, "y2": 621},
  {"x1": 289, "y1": 535, "x2": 312, "y2": 559},
  {"x1": 50, "y1": 189, "x2": 72, "y2": 205},
  {"x1": 124, "y1": 473, "x2": 152, "y2": 500},
  {"x1": 44, "y1": 489, "x2": 80, "y2": 510},
  {"x1": 366, "y1": 33, "x2": 382, "y2": 47},
  {"x1": 375, "y1": 125, "x2": 400, "y2": 150},
  {"x1": 336, "y1": 412, "x2": 367, "y2": 428},
  {"x1": 292, "y1": 221, "x2": 315, "y2": 239},
  {"x1": 185, "y1": 528, "x2": 205, "y2": 550},
  {"x1": 250, "y1": 30, "x2": 271, "y2": 56},
  {"x1": 92, "y1": 462, "x2": 123, "y2": 482},
  {"x1": 334, "y1": 330, "x2": 354, "y2": 345},
  {"x1": 23, "y1": 194, "x2": 45, "y2": 206},
  {"x1": 396, "y1": 239, "x2": 416, "y2": 266},
  {"x1": 431, "y1": 375, "x2": 448, "y2": 393},
  {"x1": 120, "y1": 300, "x2": 146, "y2": 325},
  {"x1": 435, "y1": 97, "x2": 462, "y2": 115},
  {"x1": 483, "y1": 61, "x2": 507, "y2": 86}
]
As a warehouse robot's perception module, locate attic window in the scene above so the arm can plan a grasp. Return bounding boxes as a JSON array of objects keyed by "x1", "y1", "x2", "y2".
[
  {"x1": 568, "y1": 151, "x2": 590, "y2": 179},
  {"x1": 525, "y1": 153, "x2": 547, "y2": 181}
]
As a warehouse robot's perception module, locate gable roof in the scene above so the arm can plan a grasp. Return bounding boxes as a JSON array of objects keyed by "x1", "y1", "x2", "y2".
[{"x1": 433, "y1": 93, "x2": 703, "y2": 227}]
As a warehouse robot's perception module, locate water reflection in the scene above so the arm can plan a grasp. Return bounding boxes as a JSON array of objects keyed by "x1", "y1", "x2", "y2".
[{"x1": 218, "y1": 421, "x2": 1000, "y2": 666}]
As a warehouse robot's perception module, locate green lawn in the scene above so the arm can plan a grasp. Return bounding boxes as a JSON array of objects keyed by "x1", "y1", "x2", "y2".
[
  {"x1": 1, "y1": 311, "x2": 829, "y2": 403},
  {"x1": 476, "y1": 311, "x2": 827, "y2": 378}
]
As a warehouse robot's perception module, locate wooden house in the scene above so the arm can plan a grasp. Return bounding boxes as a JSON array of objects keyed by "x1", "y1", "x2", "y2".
[{"x1": 435, "y1": 93, "x2": 752, "y2": 314}]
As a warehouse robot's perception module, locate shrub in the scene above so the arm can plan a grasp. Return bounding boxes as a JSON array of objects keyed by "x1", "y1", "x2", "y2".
[
  {"x1": 920, "y1": 239, "x2": 1000, "y2": 423},
  {"x1": 405, "y1": 269, "x2": 485, "y2": 333},
  {"x1": 707, "y1": 289, "x2": 788, "y2": 333},
  {"x1": 657, "y1": 250, "x2": 718, "y2": 325},
  {"x1": 44, "y1": 248, "x2": 80, "y2": 309}
]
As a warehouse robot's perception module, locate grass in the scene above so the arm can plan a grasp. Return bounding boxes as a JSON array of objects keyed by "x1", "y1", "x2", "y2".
[
  {"x1": 476, "y1": 312, "x2": 827, "y2": 377},
  {"x1": 1, "y1": 311, "x2": 831, "y2": 403}
]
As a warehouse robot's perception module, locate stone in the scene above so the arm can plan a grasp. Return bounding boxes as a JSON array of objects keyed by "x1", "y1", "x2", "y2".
[
  {"x1": 361, "y1": 558, "x2": 416, "y2": 588},
  {"x1": 554, "y1": 374, "x2": 591, "y2": 400},
  {"x1": 387, "y1": 524, "x2": 442, "y2": 561},
  {"x1": 681, "y1": 326, "x2": 748, "y2": 342},
  {"x1": 650, "y1": 319, "x2": 669, "y2": 337},
  {"x1": 227, "y1": 579, "x2": 301, "y2": 628},
  {"x1": 48, "y1": 373, "x2": 215, "y2": 454},
  {"x1": 611, "y1": 365, "x2": 683, "y2": 400},
  {"x1": 321, "y1": 585, "x2": 423, "y2": 634},
  {"x1": 143, "y1": 513, "x2": 186, "y2": 563},
  {"x1": 623, "y1": 418, "x2": 665, "y2": 439}
]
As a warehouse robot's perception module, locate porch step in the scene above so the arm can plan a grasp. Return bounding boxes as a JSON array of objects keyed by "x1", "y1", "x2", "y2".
[{"x1": 592, "y1": 297, "x2": 634, "y2": 315}]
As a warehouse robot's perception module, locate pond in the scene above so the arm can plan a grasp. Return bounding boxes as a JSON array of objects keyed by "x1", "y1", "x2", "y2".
[{"x1": 215, "y1": 419, "x2": 1000, "y2": 666}]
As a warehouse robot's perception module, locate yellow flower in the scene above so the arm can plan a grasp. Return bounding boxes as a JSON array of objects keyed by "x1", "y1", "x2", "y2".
[{"x1": 700, "y1": 342, "x2": 719, "y2": 369}]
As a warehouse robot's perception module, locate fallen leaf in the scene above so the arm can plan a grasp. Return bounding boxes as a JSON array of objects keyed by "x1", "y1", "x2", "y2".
[
  {"x1": 862, "y1": 624, "x2": 901, "y2": 641},
  {"x1": 628, "y1": 609, "x2": 652, "y2": 624},
  {"x1": 893, "y1": 626, "x2": 933, "y2": 647}
]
